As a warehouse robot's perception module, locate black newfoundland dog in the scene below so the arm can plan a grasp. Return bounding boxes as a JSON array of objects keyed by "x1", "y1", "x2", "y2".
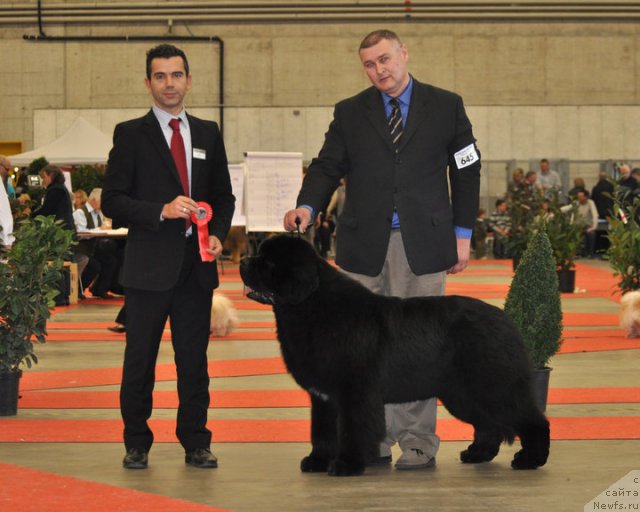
[{"x1": 240, "y1": 235, "x2": 550, "y2": 476}]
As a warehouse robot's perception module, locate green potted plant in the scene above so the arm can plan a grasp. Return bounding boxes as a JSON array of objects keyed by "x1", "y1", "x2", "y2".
[
  {"x1": 504, "y1": 230, "x2": 563, "y2": 411},
  {"x1": 542, "y1": 201, "x2": 585, "y2": 293},
  {"x1": 606, "y1": 189, "x2": 640, "y2": 293},
  {"x1": 0, "y1": 216, "x2": 74, "y2": 416}
]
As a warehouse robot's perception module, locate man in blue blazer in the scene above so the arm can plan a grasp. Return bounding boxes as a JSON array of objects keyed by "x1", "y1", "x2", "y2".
[
  {"x1": 103, "y1": 44, "x2": 235, "y2": 469},
  {"x1": 284, "y1": 30, "x2": 481, "y2": 470}
]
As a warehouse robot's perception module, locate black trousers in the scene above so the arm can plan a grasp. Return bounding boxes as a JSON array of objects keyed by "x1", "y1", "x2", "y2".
[{"x1": 120, "y1": 237, "x2": 213, "y2": 452}]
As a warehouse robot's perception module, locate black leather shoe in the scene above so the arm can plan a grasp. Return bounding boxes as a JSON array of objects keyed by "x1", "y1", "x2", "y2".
[
  {"x1": 107, "y1": 325, "x2": 126, "y2": 333},
  {"x1": 123, "y1": 448, "x2": 148, "y2": 469},
  {"x1": 185, "y1": 447, "x2": 218, "y2": 468}
]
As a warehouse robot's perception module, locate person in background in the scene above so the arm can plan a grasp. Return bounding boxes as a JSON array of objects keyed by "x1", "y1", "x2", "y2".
[
  {"x1": 78, "y1": 188, "x2": 119, "y2": 299},
  {"x1": 283, "y1": 29, "x2": 481, "y2": 471},
  {"x1": 0, "y1": 155, "x2": 16, "y2": 200},
  {"x1": 30, "y1": 165, "x2": 76, "y2": 306},
  {"x1": 590, "y1": 171, "x2": 614, "y2": 219},
  {"x1": 30, "y1": 165, "x2": 74, "y2": 230},
  {"x1": 508, "y1": 167, "x2": 525, "y2": 196},
  {"x1": 536, "y1": 158, "x2": 562, "y2": 200},
  {"x1": 73, "y1": 189, "x2": 88, "y2": 211},
  {"x1": 102, "y1": 43, "x2": 235, "y2": 470},
  {"x1": 472, "y1": 208, "x2": 488, "y2": 259},
  {"x1": 618, "y1": 164, "x2": 637, "y2": 191},
  {"x1": 562, "y1": 189, "x2": 599, "y2": 258},
  {"x1": 568, "y1": 177, "x2": 586, "y2": 200},
  {"x1": 72, "y1": 190, "x2": 101, "y2": 299},
  {"x1": 0, "y1": 174, "x2": 14, "y2": 248},
  {"x1": 108, "y1": 305, "x2": 127, "y2": 333},
  {"x1": 523, "y1": 170, "x2": 538, "y2": 196},
  {"x1": 488, "y1": 199, "x2": 511, "y2": 259},
  {"x1": 538, "y1": 198, "x2": 555, "y2": 222}
]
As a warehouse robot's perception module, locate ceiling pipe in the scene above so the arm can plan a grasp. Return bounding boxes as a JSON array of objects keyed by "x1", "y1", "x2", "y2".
[{"x1": 5, "y1": 2, "x2": 640, "y2": 23}]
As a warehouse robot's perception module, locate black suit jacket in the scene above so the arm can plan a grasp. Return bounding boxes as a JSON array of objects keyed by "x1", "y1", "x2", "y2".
[
  {"x1": 298, "y1": 79, "x2": 481, "y2": 276},
  {"x1": 102, "y1": 110, "x2": 235, "y2": 292}
]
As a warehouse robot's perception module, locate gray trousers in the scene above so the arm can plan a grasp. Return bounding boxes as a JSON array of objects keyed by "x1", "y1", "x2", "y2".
[{"x1": 343, "y1": 230, "x2": 445, "y2": 458}]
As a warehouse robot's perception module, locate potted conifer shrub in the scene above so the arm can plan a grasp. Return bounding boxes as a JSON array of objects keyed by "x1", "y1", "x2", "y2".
[
  {"x1": 0, "y1": 216, "x2": 74, "y2": 416},
  {"x1": 506, "y1": 185, "x2": 542, "y2": 270},
  {"x1": 504, "y1": 230, "x2": 563, "y2": 411}
]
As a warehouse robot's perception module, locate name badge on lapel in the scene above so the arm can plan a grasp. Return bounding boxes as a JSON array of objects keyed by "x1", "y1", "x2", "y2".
[{"x1": 193, "y1": 148, "x2": 207, "y2": 160}]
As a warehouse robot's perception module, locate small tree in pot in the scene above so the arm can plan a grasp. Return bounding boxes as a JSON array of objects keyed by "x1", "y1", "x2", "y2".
[
  {"x1": 504, "y1": 230, "x2": 563, "y2": 411},
  {"x1": 0, "y1": 216, "x2": 74, "y2": 415}
]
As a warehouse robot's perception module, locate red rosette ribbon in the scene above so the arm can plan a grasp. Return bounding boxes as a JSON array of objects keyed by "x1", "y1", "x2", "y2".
[{"x1": 190, "y1": 201, "x2": 214, "y2": 262}]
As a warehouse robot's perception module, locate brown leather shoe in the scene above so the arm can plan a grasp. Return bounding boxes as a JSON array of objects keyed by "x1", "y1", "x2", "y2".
[{"x1": 185, "y1": 447, "x2": 218, "y2": 468}]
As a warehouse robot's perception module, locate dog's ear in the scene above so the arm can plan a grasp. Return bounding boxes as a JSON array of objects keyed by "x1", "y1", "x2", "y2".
[{"x1": 278, "y1": 263, "x2": 319, "y2": 304}]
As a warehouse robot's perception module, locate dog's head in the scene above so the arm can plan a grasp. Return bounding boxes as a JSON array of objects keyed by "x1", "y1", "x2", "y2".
[{"x1": 239, "y1": 235, "x2": 320, "y2": 305}]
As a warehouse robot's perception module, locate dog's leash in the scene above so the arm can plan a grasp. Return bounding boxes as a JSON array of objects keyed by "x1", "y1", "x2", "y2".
[{"x1": 290, "y1": 217, "x2": 303, "y2": 238}]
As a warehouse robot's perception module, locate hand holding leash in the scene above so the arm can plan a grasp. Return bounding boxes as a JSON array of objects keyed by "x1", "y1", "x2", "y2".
[{"x1": 283, "y1": 207, "x2": 311, "y2": 232}]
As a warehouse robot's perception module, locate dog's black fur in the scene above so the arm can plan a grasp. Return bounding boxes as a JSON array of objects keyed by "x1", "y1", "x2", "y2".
[{"x1": 240, "y1": 235, "x2": 550, "y2": 476}]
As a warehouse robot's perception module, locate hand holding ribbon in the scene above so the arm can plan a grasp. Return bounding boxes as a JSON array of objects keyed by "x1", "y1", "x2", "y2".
[{"x1": 190, "y1": 202, "x2": 216, "y2": 262}]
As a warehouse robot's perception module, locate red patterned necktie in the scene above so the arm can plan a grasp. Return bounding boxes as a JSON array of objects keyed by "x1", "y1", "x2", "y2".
[{"x1": 168, "y1": 118, "x2": 191, "y2": 229}]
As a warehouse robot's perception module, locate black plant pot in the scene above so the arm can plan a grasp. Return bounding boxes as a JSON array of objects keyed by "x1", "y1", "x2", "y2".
[
  {"x1": 557, "y1": 268, "x2": 576, "y2": 293},
  {"x1": 0, "y1": 370, "x2": 22, "y2": 416},
  {"x1": 533, "y1": 367, "x2": 552, "y2": 413}
]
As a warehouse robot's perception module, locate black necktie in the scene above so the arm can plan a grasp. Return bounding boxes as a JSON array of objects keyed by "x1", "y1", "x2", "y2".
[{"x1": 388, "y1": 98, "x2": 403, "y2": 147}]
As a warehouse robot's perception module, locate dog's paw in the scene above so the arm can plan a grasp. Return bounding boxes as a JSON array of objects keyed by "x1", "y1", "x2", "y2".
[
  {"x1": 300, "y1": 454, "x2": 330, "y2": 473},
  {"x1": 327, "y1": 458, "x2": 365, "y2": 477},
  {"x1": 511, "y1": 449, "x2": 545, "y2": 470},
  {"x1": 460, "y1": 446, "x2": 496, "y2": 464}
]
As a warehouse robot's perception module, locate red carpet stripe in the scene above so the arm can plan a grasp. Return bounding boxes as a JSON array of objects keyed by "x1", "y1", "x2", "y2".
[
  {"x1": 46, "y1": 321, "x2": 276, "y2": 330},
  {"x1": 0, "y1": 417, "x2": 637, "y2": 443},
  {"x1": 21, "y1": 358, "x2": 287, "y2": 391},
  {"x1": 42, "y1": 330, "x2": 277, "y2": 342},
  {"x1": 562, "y1": 329, "x2": 625, "y2": 339},
  {"x1": 549, "y1": 387, "x2": 640, "y2": 404},
  {"x1": 562, "y1": 313, "x2": 620, "y2": 327},
  {"x1": 19, "y1": 389, "x2": 311, "y2": 409},
  {"x1": 559, "y1": 337, "x2": 640, "y2": 353},
  {"x1": 17, "y1": 387, "x2": 640, "y2": 410},
  {"x1": 0, "y1": 463, "x2": 230, "y2": 512}
]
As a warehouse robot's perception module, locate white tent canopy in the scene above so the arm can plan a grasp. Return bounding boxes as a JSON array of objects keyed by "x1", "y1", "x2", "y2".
[{"x1": 11, "y1": 117, "x2": 112, "y2": 166}]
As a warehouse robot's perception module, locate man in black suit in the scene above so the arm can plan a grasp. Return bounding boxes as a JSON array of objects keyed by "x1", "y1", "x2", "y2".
[
  {"x1": 284, "y1": 30, "x2": 481, "y2": 470},
  {"x1": 102, "y1": 44, "x2": 235, "y2": 469}
]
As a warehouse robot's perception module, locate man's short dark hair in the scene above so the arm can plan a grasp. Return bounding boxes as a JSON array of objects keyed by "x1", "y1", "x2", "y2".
[
  {"x1": 359, "y1": 29, "x2": 402, "y2": 50},
  {"x1": 146, "y1": 44, "x2": 189, "y2": 79},
  {"x1": 495, "y1": 198, "x2": 507, "y2": 208}
]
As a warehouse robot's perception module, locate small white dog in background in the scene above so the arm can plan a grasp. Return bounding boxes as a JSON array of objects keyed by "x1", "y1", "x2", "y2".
[
  {"x1": 210, "y1": 294, "x2": 239, "y2": 337},
  {"x1": 620, "y1": 291, "x2": 640, "y2": 338}
]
